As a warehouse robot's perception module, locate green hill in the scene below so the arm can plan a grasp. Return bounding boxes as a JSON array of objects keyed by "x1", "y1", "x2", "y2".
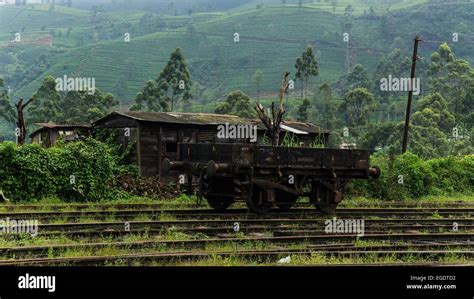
[{"x1": 1, "y1": 1, "x2": 474, "y2": 109}]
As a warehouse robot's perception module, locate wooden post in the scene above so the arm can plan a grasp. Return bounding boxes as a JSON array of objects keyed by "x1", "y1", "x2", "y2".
[{"x1": 402, "y1": 36, "x2": 422, "y2": 154}]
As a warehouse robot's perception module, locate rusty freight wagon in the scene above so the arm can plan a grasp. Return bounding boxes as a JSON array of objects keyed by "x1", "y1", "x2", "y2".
[{"x1": 163, "y1": 143, "x2": 380, "y2": 214}]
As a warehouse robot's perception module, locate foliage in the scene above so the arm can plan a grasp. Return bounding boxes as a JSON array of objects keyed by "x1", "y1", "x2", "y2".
[
  {"x1": 280, "y1": 132, "x2": 300, "y2": 147},
  {"x1": 348, "y1": 153, "x2": 473, "y2": 200},
  {"x1": 28, "y1": 75, "x2": 61, "y2": 124},
  {"x1": 215, "y1": 90, "x2": 255, "y2": 118},
  {"x1": 28, "y1": 75, "x2": 118, "y2": 125},
  {"x1": 427, "y1": 155, "x2": 473, "y2": 195},
  {"x1": 0, "y1": 139, "x2": 118, "y2": 202},
  {"x1": 429, "y1": 43, "x2": 474, "y2": 121},
  {"x1": 59, "y1": 89, "x2": 118, "y2": 124},
  {"x1": 296, "y1": 98, "x2": 310, "y2": 122},
  {"x1": 261, "y1": 132, "x2": 272, "y2": 146},
  {"x1": 132, "y1": 47, "x2": 192, "y2": 112},
  {"x1": 310, "y1": 134, "x2": 325, "y2": 148},
  {"x1": 335, "y1": 64, "x2": 371, "y2": 96},
  {"x1": 359, "y1": 122, "x2": 399, "y2": 151},
  {"x1": 410, "y1": 92, "x2": 456, "y2": 158},
  {"x1": 372, "y1": 48, "x2": 411, "y2": 103},
  {"x1": 5, "y1": 3, "x2": 474, "y2": 104},
  {"x1": 339, "y1": 87, "x2": 376, "y2": 134},
  {"x1": 318, "y1": 83, "x2": 341, "y2": 148},
  {"x1": 294, "y1": 46, "x2": 318, "y2": 98},
  {"x1": 0, "y1": 77, "x2": 15, "y2": 125}
]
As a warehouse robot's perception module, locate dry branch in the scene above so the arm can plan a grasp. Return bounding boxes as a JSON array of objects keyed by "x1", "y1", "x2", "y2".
[{"x1": 255, "y1": 72, "x2": 290, "y2": 145}]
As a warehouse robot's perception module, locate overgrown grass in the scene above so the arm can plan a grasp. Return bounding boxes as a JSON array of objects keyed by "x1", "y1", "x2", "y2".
[{"x1": 343, "y1": 193, "x2": 474, "y2": 208}]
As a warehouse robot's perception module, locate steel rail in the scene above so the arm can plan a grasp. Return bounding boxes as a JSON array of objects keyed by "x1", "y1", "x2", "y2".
[
  {"x1": 2, "y1": 201, "x2": 473, "y2": 212},
  {"x1": 0, "y1": 238, "x2": 473, "y2": 259},
  {"x1": 0, "y1": 249, "x2": 473, "y2": 266},
  {"x1": 1, "y1": 233, "x2": 473, "y2": 253},
  {"x1": 0, "y1": 217, "x2": 471, "y2": 233},
  {"x1": 0, "y1": 207, "x2": 472, "y2": 220}
]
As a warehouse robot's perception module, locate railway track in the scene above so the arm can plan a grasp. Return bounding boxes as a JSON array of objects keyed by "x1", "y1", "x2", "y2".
[
  {"x1": 1, "y1": 218, "x2": 472, "y2": 235},
  {"x1": 0, "y1": 248, "x2": 473, "y2": 266},
  {"x1": 1, "y1": 233, "x2": 473, "y2": 262},
  {"x1": 0, "y1": 202, "x2": 473, "y2": 266},
  {"x1": 0, "y1": 235, "x2": 473, "y2": 259},
  {"x1": 0, "y1": 207, "x2": 472, "y2": 221},
  {"x1": 1, "y1": 201, "x2": 473, "y2": 212}
]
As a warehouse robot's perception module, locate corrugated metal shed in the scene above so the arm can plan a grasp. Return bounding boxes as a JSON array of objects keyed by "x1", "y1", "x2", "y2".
[
  {"x1": 93, "y1": 111, "x2": 249, "y2": 126},
  {"x1": 93, "y1": 111, "x2": 329, "y2": 134},
  {"x1": 30, "y1": 123, "x2": 90, "y2": 138}
]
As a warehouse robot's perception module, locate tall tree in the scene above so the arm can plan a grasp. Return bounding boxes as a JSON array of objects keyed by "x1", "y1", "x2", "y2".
[
  {"x1": 339, "y1": 87, "x2": 376, "y2": 134},
  {"x1": 133, "y1": 48, "x2": 192, "y2": 112},
  {"x1": 59, "y1": 89, "x2": 118, "y2": 124},
  {"x1": 1, "y1": 77, "x2": 35, "y2": 144},
  {"x1": 215, "y1": 91, "x2": 254, "y2": 118},
  {"x1": 336, "y1": 63, "x2": 371, "y2": 96},
  {"x1": 28, "y1": 75, "x2": 118, "y2": 125},
  {"x1": 412, "y1": 92, "x2": 455, "y2": 135},
  {"x1": 319, "y1": 83, "x2": 341, "y2": 148},
  {"x1": 131, "y1": 80, "x2": 165, "y2": 111},
  {"x1": 296, "y1": 98, "x2": 310, "y2": 122},
  {"x1": 319, "y1": 83, "x2": 336, "y2": 130},
  {"x1": 28, "y1": 75, "x2": 61, "y2": 124},
  {"x1": 294, "y1": 46, "x2": 319, "y2": 99},
  {"x1": 157, "y1": 48, "x2": 192, "y2": 111},
  {"x1": 15, "y1": 98, "x2": 35, "y2": 145},
  {"x1": 0, "y1": 77, "x2": 15, "y2": 126},
  {"x1": 429, "y1": 43, "x2": 474, "y2": 119},
  {"x1": 372, "y1": 49, "x2": 411, "y2": 103}
]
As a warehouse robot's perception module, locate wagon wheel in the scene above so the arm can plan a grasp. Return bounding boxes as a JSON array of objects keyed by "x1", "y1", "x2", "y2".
[
  {"x1": 201, "y1": 174, "x2": 235, "y2": 211},
  {"x1": 313, "y1": 184, "x2": 340, "y2": 214},
  {"x1": 205, "y1": 195, "x2": 234, "y2": 211},
  {"x1": 275, "y1": 189, "x2": 298, "y2": 211},
  {"x1": 246, "y1": 185, "x2": 272, "y2": 214}
]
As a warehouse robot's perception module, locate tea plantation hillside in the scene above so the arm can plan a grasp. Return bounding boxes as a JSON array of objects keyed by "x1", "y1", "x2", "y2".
[{"x1": 1, "y1": 1, "x2": 473, "y2": 105}]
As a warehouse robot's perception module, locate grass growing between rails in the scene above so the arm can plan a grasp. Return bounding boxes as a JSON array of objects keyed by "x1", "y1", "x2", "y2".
[
  {"x1": 2, "y1": 193, "x2": 473, "y2": 214},
  {"x1": 0, "y1": 194, "x2": 201, "y2": 213},
  {"x1": 155, "y1": 252, "x2": 474, "y2": 266},
  {"x1": 342, "y1": 193, "x2": 474, "y2": 208}
]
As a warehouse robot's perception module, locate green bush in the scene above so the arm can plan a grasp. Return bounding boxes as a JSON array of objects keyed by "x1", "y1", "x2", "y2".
[
  {"x1": 347, "y1": 153, "x2": 473, "y2": 200},
  {"x1": 392, "y1": 152, "x2": 435, "y2": 198},
  {"x1": 427, "y1": 155, "x2": 474, "y2": 195},
  {"x1": 0, "y1": 139, "x2": 119, "y2": 202}
]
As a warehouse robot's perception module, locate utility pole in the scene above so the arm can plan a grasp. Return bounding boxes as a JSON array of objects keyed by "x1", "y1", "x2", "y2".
[{"x1": 401, "y1": 36, "x2": 422, "y2": 154}]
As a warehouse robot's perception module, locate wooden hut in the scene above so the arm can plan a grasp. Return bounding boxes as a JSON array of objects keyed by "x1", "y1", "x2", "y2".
[{"x1": 30, "y1": 123, "x2": 90, "y2": 148}]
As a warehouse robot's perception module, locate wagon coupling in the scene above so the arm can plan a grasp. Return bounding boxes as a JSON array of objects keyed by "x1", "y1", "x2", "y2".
[
  {"x1": 206, "y1": 161, "x2": 231, "y2": 177},
  {"x1": 161, "y1": 159, "x2": 187, "y2": 173},
  {"x1": 369, "y1": 166, "x2": 381, "y2": 179}
]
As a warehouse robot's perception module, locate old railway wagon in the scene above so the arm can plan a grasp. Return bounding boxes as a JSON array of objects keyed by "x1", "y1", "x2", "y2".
[
  {"x1": 93, "y1": 111, "x2": 377, "y2": 213},
  {"x1": 163, "y1": 143, "x2": 380, "y2": 214}
]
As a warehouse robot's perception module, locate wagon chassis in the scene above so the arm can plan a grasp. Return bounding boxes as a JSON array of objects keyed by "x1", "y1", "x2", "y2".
[{"x1": 163, "y1": 143, "x2": 380, "y2": 214}]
